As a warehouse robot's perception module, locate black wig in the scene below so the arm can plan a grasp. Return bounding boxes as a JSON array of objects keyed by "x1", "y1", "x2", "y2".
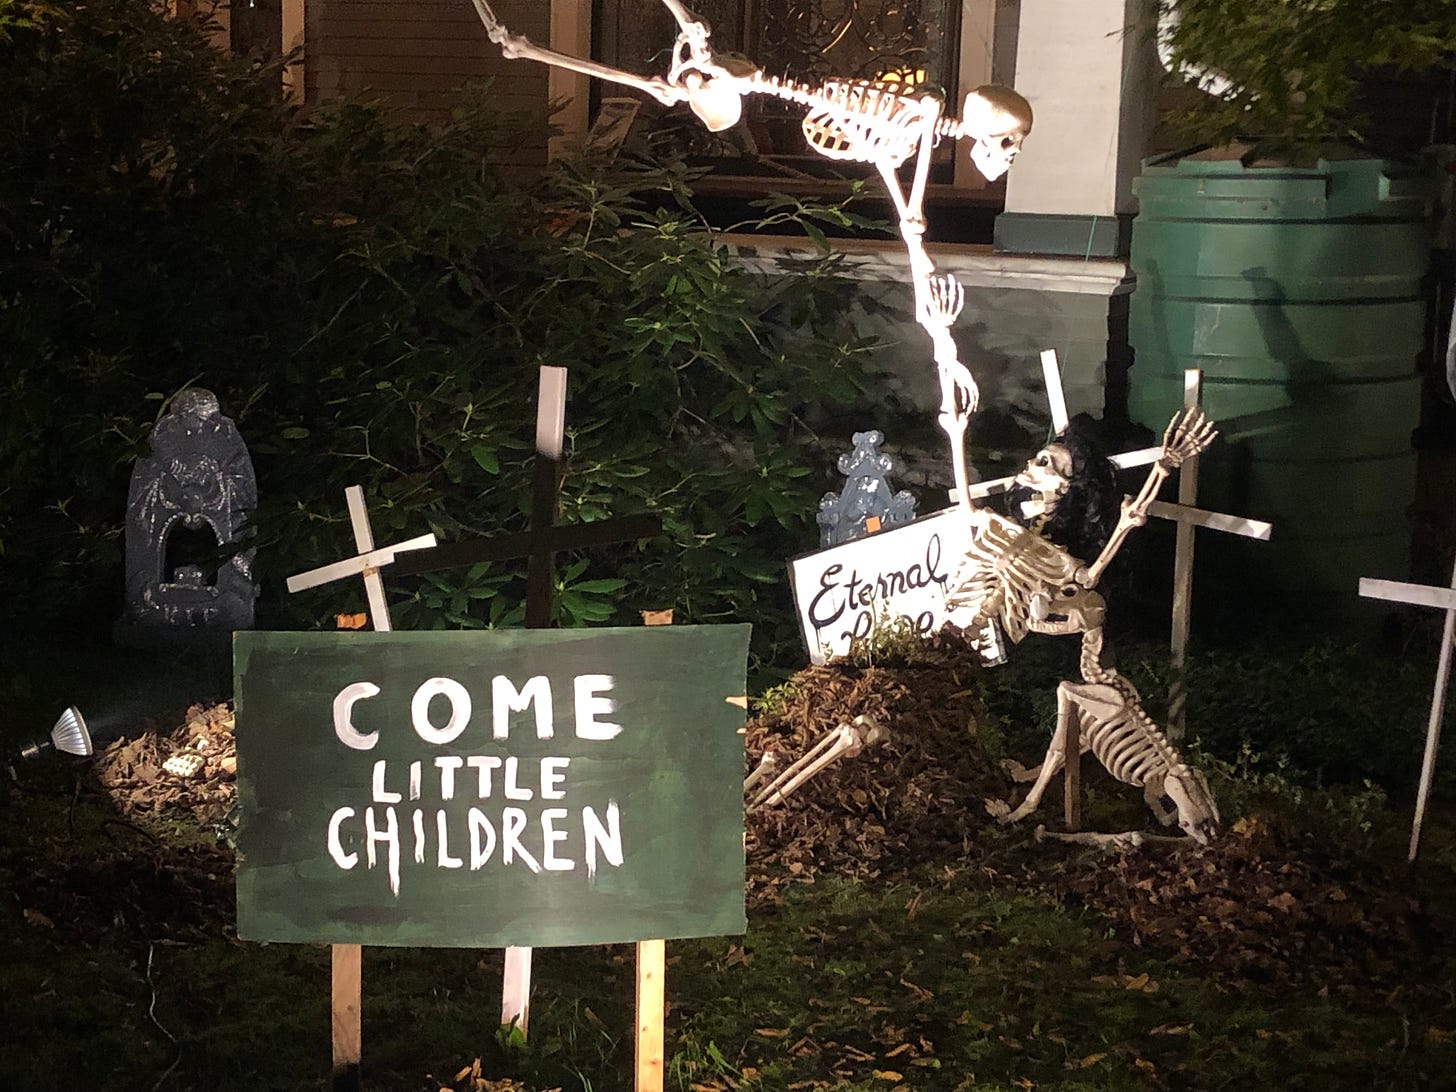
[{"x1": 1006, "y1": 421, "x2": 1120, "y2": 563}]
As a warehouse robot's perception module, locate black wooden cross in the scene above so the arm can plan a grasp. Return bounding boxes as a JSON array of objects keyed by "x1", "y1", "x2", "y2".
[
  {"x1": 392, "y1": 365, "x2": 661, "y2": 627},
  {"x1": 393, "y1": 364, "x2": 662, "y2": 1033}
]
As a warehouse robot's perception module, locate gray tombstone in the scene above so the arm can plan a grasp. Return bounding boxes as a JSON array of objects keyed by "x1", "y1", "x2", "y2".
[
  {"x1": 115, "y1": 389, "x2": 258, "y2": 648},
  {"x1": 816, "y1": 430, "x2": 918, "y2": 548}
]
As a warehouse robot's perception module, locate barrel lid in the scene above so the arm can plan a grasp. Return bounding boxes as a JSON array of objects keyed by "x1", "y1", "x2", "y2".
[{"x1": 1135, "y1": 147, "x2": 1430, "y2": 220}]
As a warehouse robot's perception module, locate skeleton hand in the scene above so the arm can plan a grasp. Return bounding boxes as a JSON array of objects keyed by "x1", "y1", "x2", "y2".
[
  {"x1": 926, "y1": 274, "x2": 964, "y2": 327},
  {"x1": 1159, "y1": 408, "x2": 1217, "y2": 469}
]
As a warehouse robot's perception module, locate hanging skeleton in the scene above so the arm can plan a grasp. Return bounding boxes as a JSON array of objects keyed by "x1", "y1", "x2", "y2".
[
  {"x1": 468, "y1": 0, "x2": 1033, "y2": 512},
  {"x1": 950, "y1": 411, "x2": 1223, "y2": 844}
]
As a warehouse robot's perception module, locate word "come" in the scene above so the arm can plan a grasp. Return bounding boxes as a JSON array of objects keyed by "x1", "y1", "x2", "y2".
[{"x1": 332, "y1": 673, "x2": 620, "y2": 750}]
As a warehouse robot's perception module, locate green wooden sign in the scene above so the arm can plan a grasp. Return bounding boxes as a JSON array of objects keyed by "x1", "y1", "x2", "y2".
[{"x1": 233, "y1": 626, "x2": 750, "y2": 948}]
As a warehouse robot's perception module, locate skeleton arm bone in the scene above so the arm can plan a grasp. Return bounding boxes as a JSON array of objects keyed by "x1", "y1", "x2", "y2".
[
  {"x1": 469, "y1": 0, "x2": 691, "y2": 106},
  {"x1": 1079, "y1": 408, "x2": 1217, "y2": 587}
]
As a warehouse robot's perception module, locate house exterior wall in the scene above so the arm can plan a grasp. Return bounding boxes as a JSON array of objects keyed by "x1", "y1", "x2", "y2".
[{"x1": 306, "y1": 0, "x2": 548, "y2": 159}]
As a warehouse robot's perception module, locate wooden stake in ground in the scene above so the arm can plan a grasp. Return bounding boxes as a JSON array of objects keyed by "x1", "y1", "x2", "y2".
[
  {"x1": 393, "y1": 366, "x2": 660, "y2": 1037},
  {"x1": 1360, "y1": 560, "x2": 1456, "y2": 862},
  {"x1": 285, "y1": 485, "x2": 437, "y2": 1092},
  {"x1": 634, "y1": 608, "x2": 673, "y2": 1092},
  {"x1": 1167, "y1": 370, "x2": 1204, "y2": 742}
]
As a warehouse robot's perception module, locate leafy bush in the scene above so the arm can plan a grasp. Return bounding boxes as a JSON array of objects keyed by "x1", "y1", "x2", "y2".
[
  {"x1": 0, "y1": 0, "x2": 880, "y2": 682},
  {"x1": 1156, "y1": 0, "x2": 1456, "y2": 156}
]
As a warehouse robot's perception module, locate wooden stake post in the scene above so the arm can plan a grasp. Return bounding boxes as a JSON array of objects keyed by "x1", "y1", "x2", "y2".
[
  {"x1": 634, "y1": 609, "x2": 674, "y2": 1091},
  {"x1": 1360, "y1": 561, "x2": 1456, "y2": 862},
  {"x1": 393, "y1": 365, "x2": 661, "y2": 1037},
  {"x1": 1166, "y1": 370, "x2": 1203, "y2": 741},
  {"x1": 285, "y1": 486, "x2": 437, "y2": 1092}
]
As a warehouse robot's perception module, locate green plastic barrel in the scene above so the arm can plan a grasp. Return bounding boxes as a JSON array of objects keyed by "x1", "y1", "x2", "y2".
[{"x1": 1128, "y1": 155, "x2": 1431, "y2": 604}]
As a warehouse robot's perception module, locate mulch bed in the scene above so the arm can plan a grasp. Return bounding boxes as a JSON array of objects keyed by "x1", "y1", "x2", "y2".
[
  {"x1": 15, "y1": 640, "x2": 1445, "y2": 994},
  {"x1": 739, "y1": 632, "x2": 1449, "y2": 993}
]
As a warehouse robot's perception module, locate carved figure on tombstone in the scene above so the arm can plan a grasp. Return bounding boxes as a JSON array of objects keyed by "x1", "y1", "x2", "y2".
[{"x1": 115, "y1": 388, "x2": 257, "y2": 647}]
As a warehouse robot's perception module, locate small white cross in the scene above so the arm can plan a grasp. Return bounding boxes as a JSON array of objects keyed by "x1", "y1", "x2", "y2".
[
  {"x1": 284, "y1": 486, "x2": 437, "y2": 632},
  {"x1": 283, "y1": 484, "x2": 435, "y2": 1080},
  {"x1": 1360, "y1": 561, "x2": 1456, "y2": 862}
]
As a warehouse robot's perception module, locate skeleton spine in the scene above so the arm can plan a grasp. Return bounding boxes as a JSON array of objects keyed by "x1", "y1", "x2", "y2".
[{"x1": 1076, "y1": 628, "x2": 1183, "y2": 788}]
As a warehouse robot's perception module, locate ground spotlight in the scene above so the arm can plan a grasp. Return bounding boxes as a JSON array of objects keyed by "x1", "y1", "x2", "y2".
[{"x1": 16, "y1": 706, "x2": 94, "y2": 761}]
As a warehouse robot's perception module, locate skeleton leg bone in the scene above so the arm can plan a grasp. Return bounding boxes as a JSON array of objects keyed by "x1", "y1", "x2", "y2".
[
  {"x1": 1033, "y1": 824, "x2": 1188, "y2": 849},
  {"x1": 750, "y1": 715, "x2": 887, "y2": 809},
  {"x1": 986, "y1": 683, "x2": 1078, "y2": 823},
  {"x1": 743, "y1": 751, "x2": 779, "y2": 794}
]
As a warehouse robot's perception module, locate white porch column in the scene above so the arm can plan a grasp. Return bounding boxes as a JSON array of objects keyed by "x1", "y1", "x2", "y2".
[
  {"x1": 995, "y1": 0, "x2": 1161, "y2": 257},
  {"x1": 549, "y1": 0, "x2": 592, "y2": 157}
]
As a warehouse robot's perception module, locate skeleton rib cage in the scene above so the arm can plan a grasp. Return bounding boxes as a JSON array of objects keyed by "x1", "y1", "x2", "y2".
[{"x1": 1072, "y1": 631, "x2": 1184, "y2": 788}]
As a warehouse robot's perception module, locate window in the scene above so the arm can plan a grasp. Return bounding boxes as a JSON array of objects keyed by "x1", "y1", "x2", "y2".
[{"x1": 592, "y1": 1, "x2": 1017, "y2": 241}]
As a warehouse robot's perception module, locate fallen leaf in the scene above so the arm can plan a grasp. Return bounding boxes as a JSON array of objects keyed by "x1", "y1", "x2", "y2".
[
  {"x1": 755, "y1": 1027, "x2": 790, "y2": 1038},
  {"x1": 900, "y1": 977, "x2": 934, "y2": 1001},
  {"x1": 1066, "y1": 1052, "x2": 1107, "y2": 1069},
  {"x1": 23, "y1": 908, "x2": 54, "y2": 929}
]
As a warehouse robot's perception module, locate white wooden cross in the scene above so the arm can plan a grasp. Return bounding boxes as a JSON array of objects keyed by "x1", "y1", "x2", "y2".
[
  {"x1": 1360, "y1": 560, "x2": 1456, "y2": 862},
  {"x1": 285, "y1": 484, "x2": 436, "y2": 1090},
  {"x1": 284, "y1": 487, "x2": 437, "y2": 621},
  {"x1": 969, "y1": 355, "x2": 1272, "y2": 740}
]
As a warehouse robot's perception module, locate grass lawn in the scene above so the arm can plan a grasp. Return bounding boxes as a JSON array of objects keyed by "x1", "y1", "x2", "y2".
[{"x1": 2, "y1": 628, "x2": 1454, "y2": 1090}]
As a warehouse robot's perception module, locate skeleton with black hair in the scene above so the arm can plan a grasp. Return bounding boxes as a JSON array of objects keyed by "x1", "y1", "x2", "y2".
[{"x1": 948, "y1": 411, "x2": 1223, "y2": 845}]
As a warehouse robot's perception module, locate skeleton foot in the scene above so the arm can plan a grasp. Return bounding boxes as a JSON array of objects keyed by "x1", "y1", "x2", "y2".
[
  {"x1": 1001, "y1": 758, "x2": 1037, "y2": 783},
  {"x1": 983, "y1": 797, "x2": 1012, "y2": 822}
]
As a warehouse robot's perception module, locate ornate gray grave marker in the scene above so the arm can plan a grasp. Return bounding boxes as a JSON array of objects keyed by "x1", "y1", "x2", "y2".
[
  {"x1": 816, "y1": 430, "x2": 918, "y2": 548},
  {"x1": 115, "y1": 389, "x2": 257, "y2": 648}
]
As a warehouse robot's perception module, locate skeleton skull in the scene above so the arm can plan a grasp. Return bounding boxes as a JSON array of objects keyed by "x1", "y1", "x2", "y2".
[
  {"x1": 1162, "y1": 765, "x2": 1221, "y2": 844},
  {"x1": 960, "y1": 85, "x2": 1033, "y2": 181},
  {"x1": 1012, "y1": 442, "x2": 1073, "y2": 528}
]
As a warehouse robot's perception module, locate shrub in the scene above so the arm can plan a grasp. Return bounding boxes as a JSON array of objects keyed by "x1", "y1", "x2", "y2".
[{"x1": 0, "y1": 0, "x2": 880, "y2": 682}]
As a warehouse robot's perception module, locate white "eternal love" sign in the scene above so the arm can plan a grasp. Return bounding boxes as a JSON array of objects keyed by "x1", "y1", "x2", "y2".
[{"x1": 788, "y1": 508, "x2": 991, "y2": 664}]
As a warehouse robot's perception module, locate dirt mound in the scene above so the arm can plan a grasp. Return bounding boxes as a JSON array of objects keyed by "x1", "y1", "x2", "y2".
[{"x1": 744, "y1": 628, "x2": 1006, "y2": 904}]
